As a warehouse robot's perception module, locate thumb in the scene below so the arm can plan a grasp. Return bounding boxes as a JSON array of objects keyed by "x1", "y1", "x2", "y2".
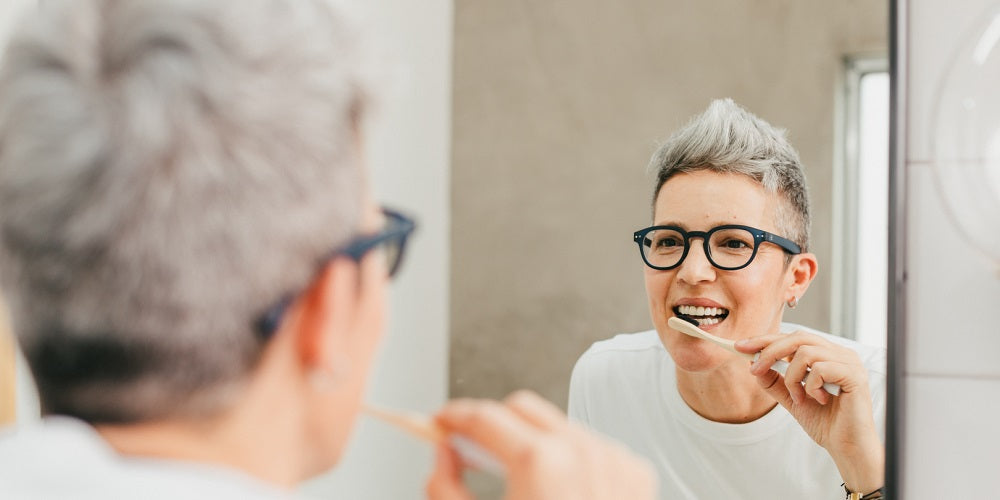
[
  {"x1": 426, "y1": 444, "x2": 474, "y2": 500},
  {"x1": 754, "y1": 369, "x2": 796, "y2": 409}
]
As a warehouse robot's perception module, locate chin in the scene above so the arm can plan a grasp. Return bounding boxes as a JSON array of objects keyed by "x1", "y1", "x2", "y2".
[
  {"x1": 302, "y1": 441, "x2": 347, "y2": 480},
  {"x1": 658, "y1": 330, "x2": 727, "y2": 372}
]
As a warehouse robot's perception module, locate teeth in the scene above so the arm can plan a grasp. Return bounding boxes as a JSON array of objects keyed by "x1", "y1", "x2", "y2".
[{"x1": 676, "y1": 305, "x2": 729, "y2": 317}]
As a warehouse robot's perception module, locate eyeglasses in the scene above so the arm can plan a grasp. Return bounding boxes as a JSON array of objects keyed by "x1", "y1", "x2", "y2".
[
  {"x1": 632, "y1": 224, "x2": 801, "y2": 271},
  {"x1": 255, "y1": 207, "x2": 416, "y2": 339}
]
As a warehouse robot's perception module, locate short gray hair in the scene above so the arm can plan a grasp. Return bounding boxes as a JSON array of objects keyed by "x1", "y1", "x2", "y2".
[
  {"x1": 0, "y1": 0, "x2": 370, "y2": 422},
  {"x1": 648, "y1": 98, "x2": 811, "y2": 251}
]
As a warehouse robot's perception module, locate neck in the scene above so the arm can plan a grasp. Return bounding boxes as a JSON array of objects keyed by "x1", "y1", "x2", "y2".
[
  {"x1": 95, "y1": 351, "x2": 311, "y2": 488},
  {"x1": 96, "y1": 414, "x2": 294, "y2": 488},
  {"x1": 675, "y1": 358, "x2": 777, "y2": 423}
]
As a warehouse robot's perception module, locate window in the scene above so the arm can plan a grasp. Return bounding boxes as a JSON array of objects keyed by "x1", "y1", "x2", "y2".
[{"x1": 833, "y1": 55, "x2": 889, "y2": 348}]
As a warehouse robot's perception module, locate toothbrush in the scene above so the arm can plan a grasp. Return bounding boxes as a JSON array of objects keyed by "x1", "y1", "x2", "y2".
[
  {"x1": 362, "y1": 404, "x2": 506, "y2": 477},
  {"x1": 667, "y1": 316, "x2": 841, "y2": 396}
]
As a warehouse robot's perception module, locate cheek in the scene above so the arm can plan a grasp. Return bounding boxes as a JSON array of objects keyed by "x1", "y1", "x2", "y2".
[
  {"x1": 643, "y1": 270, "x2": 673, "y2": 312},
  {"x1": 726, "y1": 267, "x2": 788, "y2": 317},
  {"x1": 643, "y1": 268, "x2": 667, "y2": 294}
]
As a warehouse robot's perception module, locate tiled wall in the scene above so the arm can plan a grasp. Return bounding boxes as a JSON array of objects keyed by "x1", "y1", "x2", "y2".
[{"x1": 903, "y1": 0, "x2": 1000, "y2": 497}]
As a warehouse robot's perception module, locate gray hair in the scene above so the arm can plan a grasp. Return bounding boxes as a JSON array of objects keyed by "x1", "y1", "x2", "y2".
[
  {"x1": 648, "y1": 98, "x2": 811, "y2": 251},
  {"x1": 0, "y1": 0, "x2": 370, "y2": 423}
]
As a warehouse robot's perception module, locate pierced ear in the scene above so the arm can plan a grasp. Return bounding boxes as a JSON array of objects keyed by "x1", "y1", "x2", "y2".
[{"x1": 786, "y1": 252, "x2": 818, "y2": 302}]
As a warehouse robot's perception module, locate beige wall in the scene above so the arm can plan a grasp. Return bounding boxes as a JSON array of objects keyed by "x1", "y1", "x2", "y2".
[{"x1": 451, "y1": 0, "x2": 887, "y2": 409}]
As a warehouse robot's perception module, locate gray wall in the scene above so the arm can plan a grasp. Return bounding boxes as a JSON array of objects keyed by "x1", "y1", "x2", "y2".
[{"x1": 451, "y1": 0, "x2": 888, "y2": 409}]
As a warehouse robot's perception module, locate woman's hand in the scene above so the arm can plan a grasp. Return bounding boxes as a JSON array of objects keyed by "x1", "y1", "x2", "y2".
[
  {"x1": 735, "y1": 331, "x2": 884, "y2": 494},
  {"x1": 425, "y1": 390, "x2": 657, "y2": 500}
]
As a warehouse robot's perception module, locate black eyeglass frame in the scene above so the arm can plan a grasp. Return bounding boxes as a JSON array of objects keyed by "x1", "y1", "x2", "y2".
[
  {"x1": 254, "y1": 207, "x2": 416, "y2": 339},
  {"x1": 632, "y1": 224, "x2": 801, "y2": 271}
]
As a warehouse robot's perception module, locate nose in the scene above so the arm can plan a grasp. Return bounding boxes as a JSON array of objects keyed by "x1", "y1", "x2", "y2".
[{"x1": 675, "y1": 237, "x2": 716, "y2": 284}]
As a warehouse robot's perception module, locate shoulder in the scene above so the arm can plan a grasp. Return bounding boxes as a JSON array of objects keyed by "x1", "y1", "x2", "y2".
[
  {"x1": 576, "y1": 330, "x2": 664, "y2": 364},
  {"x1": 0, "y1": 416, "x2": 107, "y2": 462},
  {"x1": 0, "y1": 418, "x2": 299, "y2": 500},
  {"x1": 571, "y1": 330, "x2": 667, "y2": 380},
  {"x1": 568, "y1": 330, "x2": 668, "y2": 420},
  {"x1": 0, "y1": 417, "x2": 116, "y2": 498}
]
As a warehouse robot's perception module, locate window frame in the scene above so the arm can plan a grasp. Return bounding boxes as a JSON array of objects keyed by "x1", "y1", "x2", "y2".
[{"x1": 832, "y1": 53, "x2": 889, "y2": 343}]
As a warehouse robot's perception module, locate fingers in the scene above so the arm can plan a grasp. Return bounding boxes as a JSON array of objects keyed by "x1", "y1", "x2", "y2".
[
  {"x1": 752, "y1": 368, "x2": 794, "y2": 409},
  {"x1": 733, "y1": 333, "x2": 785, "y2": 354},
  {"x1": 742, "y1": 331, "x2": 864, "y2": 404},
  {"x1": 434, "y1": 391, "x2": 658, "y2": 500},
  {"x1": 749, "y1": 333, "x2": 854, "y2": 373},
  {"x1": 436, "y1": 397, "x2": 545, "y2": 464},
  {"x1": 504, "y1": 390, "x2": 567, "y2": 431},
  {"x1": 426, "y1": 444, "x2": 474, "y2": 500},
  {"x1": 802, "y1": 361, "x2": 833, "y2": 405},
  {"x1": 778, "y1": 357, "x2": 810, "y2": 405}
]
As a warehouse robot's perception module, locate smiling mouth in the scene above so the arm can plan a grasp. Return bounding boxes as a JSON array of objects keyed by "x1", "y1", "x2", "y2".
[{"x1": 673, "y1": 305, "x2": 730, "y2": 326}]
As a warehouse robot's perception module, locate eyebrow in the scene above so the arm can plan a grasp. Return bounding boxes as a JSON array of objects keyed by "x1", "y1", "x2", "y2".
[
  {"x1": 652, "y1": 220, "x2": 685, "y2": 228},
  {"x1": 652, "y1": 220, "x2": 736, "y2": 230}
]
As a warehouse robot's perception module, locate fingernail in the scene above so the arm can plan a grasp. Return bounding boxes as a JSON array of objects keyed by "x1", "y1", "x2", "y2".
[{"x1": 735, "y1": 339, "x2": 749, "y2": 347}]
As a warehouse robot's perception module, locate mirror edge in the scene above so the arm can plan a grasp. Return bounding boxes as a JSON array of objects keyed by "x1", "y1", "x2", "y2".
[{"x1": 886, "y1": 0, "x2": 907, "y2": 497}]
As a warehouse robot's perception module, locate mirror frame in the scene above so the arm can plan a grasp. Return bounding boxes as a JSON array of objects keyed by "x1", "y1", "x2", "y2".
[{"x1": 886, "y1": 0, "x2": 906, "y2": 496}]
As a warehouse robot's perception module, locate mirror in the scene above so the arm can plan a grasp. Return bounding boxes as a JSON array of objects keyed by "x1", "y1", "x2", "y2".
[{"x1": 449, "y1": 0, "x2": 889, "y2": 417}]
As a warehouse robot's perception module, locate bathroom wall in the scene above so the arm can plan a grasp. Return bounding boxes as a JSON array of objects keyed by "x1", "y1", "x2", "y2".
[
  {"x1": 450, "y1": 0, "x2": 888, "y2": 408},
  {"x1": 900, "y1": 0, "x2": 1000, "y2": 497},
  {"x1": 301, "y1": 1, "x2": 453, "y2": 498}
]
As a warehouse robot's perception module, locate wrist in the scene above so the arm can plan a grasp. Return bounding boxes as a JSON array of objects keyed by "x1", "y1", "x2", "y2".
[
  {"x1": 831, "y1": 433, "x2": 884, "y2": 495},
  {"x1": 836, "y1": 456, "x2": 884, "y2": 495},
  {"x1": 843, "y1": 483, "x2": 885, "y2": 500}
]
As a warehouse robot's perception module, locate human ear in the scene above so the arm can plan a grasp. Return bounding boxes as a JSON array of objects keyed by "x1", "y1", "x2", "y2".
[
  {"x1": 276, "y1": 258, "x2": 361, "y2": 378},
  {"x1": 784, "y1": 252, "x2": 818, "y2": 303}
]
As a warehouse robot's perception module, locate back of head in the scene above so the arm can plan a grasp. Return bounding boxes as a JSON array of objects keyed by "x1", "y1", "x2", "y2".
[
  {"x1": 648, "y1": 98, "x2": 811, "y2": 251},
  {"x1": 0, "y1": 0, "x2": 369, "y2": 423}
]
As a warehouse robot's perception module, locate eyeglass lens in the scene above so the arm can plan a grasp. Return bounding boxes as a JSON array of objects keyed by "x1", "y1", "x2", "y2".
[
  {"x1": 383, "y1": 238, "x2": 403, "y2": 277},
  {"x1": 641, "y1": 227, "x2": 757, "y2": 269}
]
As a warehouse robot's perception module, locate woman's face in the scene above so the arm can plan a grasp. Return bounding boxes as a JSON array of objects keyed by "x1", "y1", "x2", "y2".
[{"x1": 645, "y1": 170, "x2": 815, "y2": 372}]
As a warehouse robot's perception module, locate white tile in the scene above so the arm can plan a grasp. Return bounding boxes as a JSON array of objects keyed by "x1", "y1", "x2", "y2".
[
  {"x1": 906, "y1": 0, "x2": 1000, "y2": 162},
  {"x1": 905, "y1": 163, "x2": 1000, "y2": 377},
  {"x1": 903, "y1": 375, "x2": 1000, "y2": 499}
]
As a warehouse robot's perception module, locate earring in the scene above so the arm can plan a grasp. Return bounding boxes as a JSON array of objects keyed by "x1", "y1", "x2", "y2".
[
  {"x1": 786, "y1": 297, "x2": 798, "y2": 309},
  {"x1": 309, "y1": 354, "x2": 352, "y2": 393}
]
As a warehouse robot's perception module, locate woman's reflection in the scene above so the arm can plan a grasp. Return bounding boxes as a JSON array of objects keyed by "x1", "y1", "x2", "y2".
[{"x1": 568, "y1": 99, "x2": 886, "y2": 500}]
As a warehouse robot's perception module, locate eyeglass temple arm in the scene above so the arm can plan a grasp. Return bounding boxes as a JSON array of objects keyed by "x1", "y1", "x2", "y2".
[{"x1": 764, "y1": 232, "x2": 801, "y2": 254}]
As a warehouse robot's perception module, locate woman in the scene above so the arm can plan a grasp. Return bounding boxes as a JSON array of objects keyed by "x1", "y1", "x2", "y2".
[
  {"x1": 569, "y1": 99, "x2": 886, "y2": 500},
  {"x1": 0, "y1": 1, "x2": 656, "y2": 498}
]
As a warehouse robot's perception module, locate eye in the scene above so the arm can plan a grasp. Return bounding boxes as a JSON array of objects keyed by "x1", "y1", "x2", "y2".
[
  {"x1": 710, "y1": 228, "x2": 756, "y2": 253},
  {"x1": 656, "y1": 235, "x2": 683, "y2": 248}
]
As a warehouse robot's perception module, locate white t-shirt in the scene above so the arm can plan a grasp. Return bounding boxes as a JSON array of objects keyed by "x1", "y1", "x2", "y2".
[
  {"x1": 568, "y1": 324, "x2": 886, "y2": 500},
  {"x1": 0, "y1": 417, "x2": 313, "y2": 500}
]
